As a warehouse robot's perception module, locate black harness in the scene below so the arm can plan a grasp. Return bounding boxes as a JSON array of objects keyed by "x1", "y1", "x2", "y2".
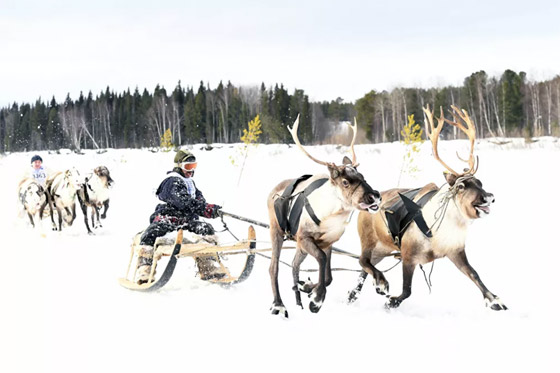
[
  {"x1": 384, "y1": 188, "x2": 438, "y2": 248},
  {"x1": 274, "y1": 175, "x2": 329, "y2": 238},
  {"x1": 82, "y1": 176, "x2": 93, "y2": 204}
]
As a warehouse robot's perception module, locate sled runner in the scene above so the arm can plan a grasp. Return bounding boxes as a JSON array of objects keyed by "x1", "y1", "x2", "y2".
[{"x1": 118, "y1": 225, "x2": 256, "y2": 291}]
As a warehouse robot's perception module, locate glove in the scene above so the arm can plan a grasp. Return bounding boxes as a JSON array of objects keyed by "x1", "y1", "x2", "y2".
[{"x1": 204, "y1": 204, "x2": 222, "y2": 219}]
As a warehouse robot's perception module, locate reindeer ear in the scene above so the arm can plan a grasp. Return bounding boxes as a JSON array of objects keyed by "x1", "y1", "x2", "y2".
[
  {"x1": 342, "y1": 156, "x2": 352, "y2": 166},
  {"x1": 328, "y1": 164, "x2": 340, "y2": 179},
  {"x1": 444, "y1": 172, "x2": 457, "y2": 186}
]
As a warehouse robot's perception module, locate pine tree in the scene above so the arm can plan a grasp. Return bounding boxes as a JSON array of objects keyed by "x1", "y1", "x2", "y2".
[
  {"x1": 499, "y1": 69, "x2": 525, "y2": 134},
  {"x1": 193, "y1": 81, "x2": 206, "y2": 142},
  {"x1": 356, "y1": 90, "x2": 377, "y2": 141}
]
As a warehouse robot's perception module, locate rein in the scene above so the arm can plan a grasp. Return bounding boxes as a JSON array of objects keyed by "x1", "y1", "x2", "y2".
[{"x1": 217, "y1": 213, "x2": 402, "y2": 274}]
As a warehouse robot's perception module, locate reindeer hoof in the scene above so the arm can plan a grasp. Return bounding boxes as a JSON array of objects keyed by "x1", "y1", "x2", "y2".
[
  {"x1": 297, "y1": 278, "x2": 314, "y2": 293},
  {"x1": 385, "y1": 297, "x2": 402, "y2": 309},
  {"x1": 101, "y1": 214, "x2": 107, "y2": 219},
  {"x1": 270, "y1": 305, "x2": 289, "y2": 318},
  {"x1": 347, "y1": 289, "x2": 360, "y2": 304},
  {"x1": 309, "y1": 300, "x2": 323, "y2": 313},
  {"x1": 373, "y1": 278, "x2": 389, "y2": 296},
  {"x1": 486, "y1": 297, "x2": 507, "y2": 311},
  {"x1": 375, "y1": 283, "x2": 389, "y2": 296}
]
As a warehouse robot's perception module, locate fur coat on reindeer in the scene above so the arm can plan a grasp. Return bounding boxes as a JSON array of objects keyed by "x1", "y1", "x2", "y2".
[{"x1": 136, "y1": 150, "x2": 223, "y2": 284}]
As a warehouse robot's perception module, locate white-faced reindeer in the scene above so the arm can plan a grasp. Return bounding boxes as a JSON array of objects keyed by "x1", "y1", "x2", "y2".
[
  {"x1": 46, "y1": 169, "x2": 80, "y2": 231},
  {"x1": 348, "y1": 105, "x2": 506, "y2": 311},
  {"x1": 267, "y1": 116, "x2": 381, "y2": 317},
  {"x1": 18, "y1": 178, "x2": 47, "y2": 228},
  {"x1": 76, "y1": 166, "x2": 113, "y2": 234}
]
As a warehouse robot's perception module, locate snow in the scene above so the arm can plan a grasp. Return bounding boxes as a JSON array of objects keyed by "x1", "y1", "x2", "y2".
[{"x1": 1, "y1": 138, "x2": 559, "y2": 373}]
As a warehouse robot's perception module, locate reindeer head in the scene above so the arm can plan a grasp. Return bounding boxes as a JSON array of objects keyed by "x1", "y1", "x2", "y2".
[
  {"x1": 288, "y1": 115, "x2": 381, "y2": 212},
  {"x1": 94, "y1": 166, "x2": 114, "y2": 188},
  {"x1": 424, "y1": 105, "x2": 495, "y2": 220}
]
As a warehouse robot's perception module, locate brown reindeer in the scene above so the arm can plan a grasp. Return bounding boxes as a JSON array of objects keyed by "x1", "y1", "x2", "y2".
[
  {"x1": 347, "y1": 105, "x2": 506, "y2": 311},
  {"x1": 267, "y1": 115, "x2": 381, "y2": 317}
]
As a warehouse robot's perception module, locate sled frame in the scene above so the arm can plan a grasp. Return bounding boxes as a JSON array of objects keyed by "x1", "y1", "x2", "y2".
[{"x1": 119, "y1": 226, "x2": 256, "y2": 291}]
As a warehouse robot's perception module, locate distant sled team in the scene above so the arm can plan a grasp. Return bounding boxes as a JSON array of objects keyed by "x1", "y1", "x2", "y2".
[{"x1": 18, "y1": 159, "x2": 113, "y2": 234}]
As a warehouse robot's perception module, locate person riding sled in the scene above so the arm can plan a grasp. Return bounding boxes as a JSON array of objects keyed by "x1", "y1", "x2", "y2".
[
  {"x1": 29, "y1": 154, "x2": 49, "y2": 186},
  {"x1": 136, "y1": 149, "x2": 224, "y2": 284}
]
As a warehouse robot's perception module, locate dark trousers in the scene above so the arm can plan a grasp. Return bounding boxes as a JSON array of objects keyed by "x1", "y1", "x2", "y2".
[
  {"x1": 138, "y1": 218, "x2": 219, "y2": 274},
  {"x1": 139, "y1": 219, "x2": 215, "y2": 246}
]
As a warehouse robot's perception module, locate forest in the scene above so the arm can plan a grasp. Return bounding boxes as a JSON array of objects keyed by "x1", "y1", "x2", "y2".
[{"x1": 1, "y1": 69, "x2": 559, "y2": 153}]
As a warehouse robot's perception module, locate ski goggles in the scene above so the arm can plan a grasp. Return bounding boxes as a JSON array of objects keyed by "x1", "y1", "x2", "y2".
[{"x1": 180, "y1": 161, "x2": 197, "y2": 171}]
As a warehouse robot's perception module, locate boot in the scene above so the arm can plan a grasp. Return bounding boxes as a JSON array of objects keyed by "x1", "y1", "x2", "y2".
[
  {"x1": 196, "y1": 256, "x2": 227, "y2": 281},
  {"x1": 136, "y1": 245, "x2": 156, "y2": 285}
]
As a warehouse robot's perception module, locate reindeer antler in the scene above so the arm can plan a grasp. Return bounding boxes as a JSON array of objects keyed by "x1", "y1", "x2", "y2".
[
  {"x1": 444, "y1": 105, "x2": 479, "y2": 175},
  {"x1": 288, "y1": 115, "x2": 330, "y2": 166},
  {"x1": 349, "y1": 118, "x2": 360, "y2": 167},
  {"x1": 423, "y1": 105, "x2": 460, "y2": 176}
]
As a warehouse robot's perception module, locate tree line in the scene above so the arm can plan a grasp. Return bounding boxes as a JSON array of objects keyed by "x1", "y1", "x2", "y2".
[
  {"x1": 1, "y1": 70, "x2": 559, "y2": 153},
  {"x1": 356, "y1": 70, "x2": 560, "y2": 143}
]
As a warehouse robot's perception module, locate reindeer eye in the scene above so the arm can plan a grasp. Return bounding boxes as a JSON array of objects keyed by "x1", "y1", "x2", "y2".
[
  {"x1": 342, "y1": 179, "x2": 350, "y2": 188},
  {"x1": 457, "y1": 183, "x2": 465, "y2": 191}
]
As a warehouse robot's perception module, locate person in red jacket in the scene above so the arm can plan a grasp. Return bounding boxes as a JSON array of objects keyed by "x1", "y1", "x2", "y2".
[{"x1": 136, "y1": 149, "x2": 224, "y2": 284}]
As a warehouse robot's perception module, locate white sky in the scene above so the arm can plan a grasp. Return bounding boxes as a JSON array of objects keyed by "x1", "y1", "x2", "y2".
[{"x1": 1, "y1": 0, "x2": 559, "y2": 107}]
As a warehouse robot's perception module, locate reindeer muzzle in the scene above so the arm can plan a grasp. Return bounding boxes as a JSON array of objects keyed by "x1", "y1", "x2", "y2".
[{"x1": 360, "y1": 190, "x2": 381, "y2": 212}]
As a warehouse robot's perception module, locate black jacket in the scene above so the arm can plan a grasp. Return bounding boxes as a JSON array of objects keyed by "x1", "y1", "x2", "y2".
[{"x1": 149, "y1": 170, "x2": 209, "y2": 222}]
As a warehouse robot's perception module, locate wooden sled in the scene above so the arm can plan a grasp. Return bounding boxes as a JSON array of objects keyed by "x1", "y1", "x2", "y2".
[{"x1": 118, "y1": 226, "x2": 256, "y2": 291}]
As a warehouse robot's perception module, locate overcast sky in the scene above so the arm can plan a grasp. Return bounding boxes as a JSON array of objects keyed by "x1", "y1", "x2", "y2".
[{"x1": 1, "y1": 0, "x2": 559, "y2": 107}]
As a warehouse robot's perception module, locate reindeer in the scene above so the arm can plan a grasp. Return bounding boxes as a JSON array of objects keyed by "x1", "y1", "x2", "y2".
[
  {"x1": 267, "y1": 115, "x2": 381, "y2": 317},
  {"x1": 76, "y1": 166, "x2": 113, "y2": 234},
  {"x1": 348, "y1": 105, "x2": 506, "y2": 311},
  {"x1": 18, "y1": 178, "x2": 47, "y2": 228},
  {"x1": 45, "y1": 169, "x2": 80, "y2": 231}
]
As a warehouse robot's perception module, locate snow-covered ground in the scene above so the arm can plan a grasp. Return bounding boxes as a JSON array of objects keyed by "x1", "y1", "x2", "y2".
[{"x1": 2, "y1": 137, "x2": 559, "y2": 373}]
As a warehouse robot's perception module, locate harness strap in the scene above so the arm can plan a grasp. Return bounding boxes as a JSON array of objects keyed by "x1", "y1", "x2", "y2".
[
  {"x1": 274, "y1": 175, "x2": 329, "y2": 238},
  {"x1": 287, "y1": 178, "x2": 328, "y2": 236},
  {"x1": 82, "y1": 178, "x2": 91, "y2": 204},
  {"x1": 385, "y1": 188, "x2": 438, "y2": 248},
  {"x1": 399, "y1": 189, "x2": 438, "y2": 238},
  {"x1": 304, "y1": 198, "x2": 321, "y2": 226},
  {"x1": 273, "y1": 175, "x2": 312, "y2": 233}
]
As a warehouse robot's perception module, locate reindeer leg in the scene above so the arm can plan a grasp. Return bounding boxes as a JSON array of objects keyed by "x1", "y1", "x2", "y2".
[
  {"x1": 57, "y1": 207, "x2": 63, "y2": 231},
  {"x1": 291, "y1": 249, "x2": 308, "y2": 309},
  {"x1": 27, "y1": 212, "x2": 35, "y2": 228},
  {"x1": 347, "y1": 271, "x2": 368, "y2": 304},
  {"x1": 299, "y1": 237, "x2": 327, "y2": 313},
  {"x1": 358, "y1": 246, "x2": 390, "y2": 296},
  {"x1": 386, "y1": 259, "x2": 416, "y2": 309},
  {"x1": 78, "y1": 194, "x2": 93, "y2": 234},
  {"x1": 447, "y1": 250, "x2": 507, "y2": 310},
  {"x1": 95, "y1": 206, "x2": 102, "y2": 228},
  {"x1": 269, "y1": 228, "x2": 288, "y2": 318},
  {"x1": 90, "y1": 208, "x2": 96, "y2": 229},
  {"x1": 324, "y1": 246, "x2": 333, "y2": 287},
  {"x1": 71, "y1": 204, "x2": 76, "y2": 224},
  {"x1": 296, "y1": 246, "x2": 332, "y2": 294},
  {"x1": 101, "y1": 199, "x2": 109, "y2": 219},
  {"x1": 48, "y1": 197, "x2": 57, "y2": 231},
  {"x1": 64, "y1": 207, "x2": 73, "y2": 226}
]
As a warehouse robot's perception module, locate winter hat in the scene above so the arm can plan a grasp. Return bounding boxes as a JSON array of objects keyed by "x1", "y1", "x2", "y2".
[
  {"x1": 31, "y1": 155, "x2": 43, "y2": 163},
  {"x1": 174, "y1": 149, "x2": 196, "y2": 165}
]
